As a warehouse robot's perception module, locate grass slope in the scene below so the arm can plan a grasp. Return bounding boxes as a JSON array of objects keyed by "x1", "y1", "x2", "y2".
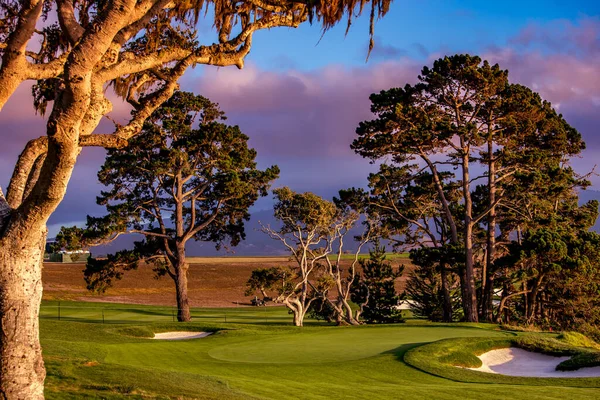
[
  {"x1": 42, "y1": 301, "x2": 600, "y2": 399},
  {"x1": 404, "y1": 335, "x2": 600, "y2": 385}
]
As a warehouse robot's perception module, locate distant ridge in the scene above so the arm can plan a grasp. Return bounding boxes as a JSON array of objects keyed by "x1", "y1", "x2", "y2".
[{"x1": 69, "y1": 189, "x2": 600, "y2": 257}]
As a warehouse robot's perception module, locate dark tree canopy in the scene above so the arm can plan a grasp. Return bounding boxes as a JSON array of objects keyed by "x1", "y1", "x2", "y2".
[
  {"x1": 49, "y1": 225, "x2": 88, "y2": 253},
  {"x1": 84, "y1": 91, "x2": 279, "y2": 320},
  {"x1": 352, "y1": 54, "x2": 591, "y2": 324}
]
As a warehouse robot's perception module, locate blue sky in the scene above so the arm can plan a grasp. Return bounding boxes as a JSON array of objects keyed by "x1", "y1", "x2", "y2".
[{"x1": 235, "y1": 0, "x2": 600, "y2": 70}]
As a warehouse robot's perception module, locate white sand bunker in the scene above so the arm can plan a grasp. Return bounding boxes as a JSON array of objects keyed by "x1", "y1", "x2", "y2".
[
  {"x1": 153, "y1": 331, "x2": 212, "y2": 340},
  {"x1": 469, "y1": 348, "x2": 600, "y2": 378}
]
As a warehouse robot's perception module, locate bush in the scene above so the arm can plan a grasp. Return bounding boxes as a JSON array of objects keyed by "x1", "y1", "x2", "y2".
[
  {"x1": 308, "y1": 298, "x2": 336, "y2": 322},
  {"x1": 557, "y1": 331, "x2": 600, "y2": 350}
]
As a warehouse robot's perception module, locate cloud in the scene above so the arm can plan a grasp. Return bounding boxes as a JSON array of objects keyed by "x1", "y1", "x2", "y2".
[
  {"x1": 484, "y1": 17, "x2": 600, "y2": 159},
  {"x1": 179, "y1": 59, "x2": 425, "y2": 198},
  {"x1": 368, "y1": 37, "x2": 407, "y2": 60},
  {"x1": 508, "y1": 17, "x2": 600, "y2": 56},
  {"x1": 183, "y1": 59, "x2": 422, "y2": 160}
]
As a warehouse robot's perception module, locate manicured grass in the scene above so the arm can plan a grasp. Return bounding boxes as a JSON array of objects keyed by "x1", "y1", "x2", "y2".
[
  {"x1": 404, "y1": 335, "x2": 600, "y2": 386},
  {"x1": 42, "y1": 301, "x2": 600, "y2": 399},
  {"x1": 40, "y1": 300, "x2": 301, "y2": 325}
]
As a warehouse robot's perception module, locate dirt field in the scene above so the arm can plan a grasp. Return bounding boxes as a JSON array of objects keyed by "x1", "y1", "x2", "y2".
[{"x1": 42, "y1": 257, "x2": 414, "y2": 307}]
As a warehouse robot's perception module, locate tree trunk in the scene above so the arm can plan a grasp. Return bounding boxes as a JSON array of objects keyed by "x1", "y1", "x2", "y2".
[
  {"x1": 440, "y1": 264, "x2": 453, "y2": 322},
  {"x1": 527, "y1": 275, "x2": 545, "y2": 323},
  {"x1": 461, "y1": 149, "x2": 478, "y2": 323},
  {"x1": 0, "y1": 227, "x2": 46, "y2": 399},
  {"x1": 482, "y1": 140, "x2": 497, "y2": 322},
  {"x1": 292, "y1": 305, "x2": 305, "y2": 327},
  {"x1": 0, "y1": 118, "x2": 80, "y2": 399},
  {"x1": 340, "y1": 297, "x2": 360, "y2": 326},
  {"x1": 174, "y1": 249, "x2": 191, "y2": 322}
]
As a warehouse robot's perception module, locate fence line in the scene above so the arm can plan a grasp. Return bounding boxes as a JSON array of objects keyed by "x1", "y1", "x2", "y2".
[{"x1": 39, "y1": 303, "x2": 283, "y2": 325}]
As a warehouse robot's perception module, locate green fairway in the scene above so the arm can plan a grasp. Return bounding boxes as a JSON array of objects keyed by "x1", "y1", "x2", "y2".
[{"x1": 41, "y1": 301, "x2": 600, "y2": 399}]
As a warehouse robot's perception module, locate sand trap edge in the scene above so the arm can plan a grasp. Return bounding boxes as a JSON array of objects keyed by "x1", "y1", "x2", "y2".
[
  {"x1": 153, "y1": 331, "x2": 213, "y2": 340},
  {"x1": 467, "y1": 347, "x2": 600, "y2": 378}
]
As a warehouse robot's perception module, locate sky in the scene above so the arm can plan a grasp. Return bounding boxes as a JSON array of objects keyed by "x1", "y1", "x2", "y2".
[{"x1": 1, "y1": 0, "x2": 600, "y2": 237}]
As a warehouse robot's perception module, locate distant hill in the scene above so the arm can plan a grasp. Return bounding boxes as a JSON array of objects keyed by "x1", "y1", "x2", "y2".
[
  {"x1": 77, "y1": 189, "x2": 600, "y2": 257},
  {"x1": 89, "y1": 209, "x2": 371, "y2": 257}
]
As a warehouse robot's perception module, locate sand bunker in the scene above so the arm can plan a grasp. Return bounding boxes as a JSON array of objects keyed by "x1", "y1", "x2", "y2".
[
  {"x1": 469, "y1": 348, "x2": 600, "y2": 378},
  {"x1": 153, "y1": 331, "x2": 212, "y2": 340}
]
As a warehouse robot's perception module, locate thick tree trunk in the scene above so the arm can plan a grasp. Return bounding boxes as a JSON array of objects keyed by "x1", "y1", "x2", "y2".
[
  {"x1": 293, "y1": 312, "x2": 303, "y2": 327},
  {"x1": 173, "y1": 246, "x2": 191, "y2": 322},
  {"x1": 284, "y1": 299, "x2": 306, "y2": 327},
  {"x1": 0, "y1": 116, "x2": 80, "y2": 399},
  {"x1": 0, "y1": 227, "x2": 46, "y2": 399},
  {"x1": 172, "y1": 168, "x2": 192, "y2": 323},
  {"x1": 527, "y1": 275, "x2": 545, "y2": 323}
]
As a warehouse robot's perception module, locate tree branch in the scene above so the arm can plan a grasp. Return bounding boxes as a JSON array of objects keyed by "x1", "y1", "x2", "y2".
[
  {"x1": 6, "y1": 136, "x2": 48, "y2": 208},
  {"x1": 0, "y1": 186, "x2": 11, "y2": 234}
]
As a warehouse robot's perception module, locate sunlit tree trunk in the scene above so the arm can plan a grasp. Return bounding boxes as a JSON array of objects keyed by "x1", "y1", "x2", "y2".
[
  {"x1": 0, "y1": 228, "x2": 47, "y2": 399},
  {"x1": 174, "y1": 251, "x2": 192, "y2": 322}
]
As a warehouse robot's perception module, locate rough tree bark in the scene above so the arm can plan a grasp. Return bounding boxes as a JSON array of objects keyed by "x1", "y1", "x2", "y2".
[
  {"x1": 174, "y1": 257, "x2": 192, "y2": 322},
  {"x1": 173, "y1": 174, "x2": 191, "y2": 322},
  {"x1": 0, "y1": 228, "x2": 47, "y2": 399}
]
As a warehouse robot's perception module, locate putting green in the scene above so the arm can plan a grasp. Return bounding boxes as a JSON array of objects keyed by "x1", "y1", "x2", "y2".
[
  {"x1": 104, "y1": 326, "x2": 510, "y2": 371},
  {"x1": 208, "y1": 326, "x2": 510, "y2": 364}
]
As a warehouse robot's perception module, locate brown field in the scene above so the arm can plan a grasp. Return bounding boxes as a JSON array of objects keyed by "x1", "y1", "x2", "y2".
[{"x1": 42, "y1": 257, "x2": 415, "y2": 307}]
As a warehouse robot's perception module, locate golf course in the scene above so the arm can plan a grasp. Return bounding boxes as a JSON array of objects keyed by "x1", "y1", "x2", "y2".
[{"x1": 40, "y1": 301, "x2": 600, "y2": 400}]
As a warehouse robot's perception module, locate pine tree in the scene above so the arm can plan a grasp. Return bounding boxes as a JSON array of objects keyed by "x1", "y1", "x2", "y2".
[
  {"x1": 351, "y1": 243, "x2": 404, "y2": 323},
  {"x1": 405, "y1": 246, "x2": 462, "y2": 322}
]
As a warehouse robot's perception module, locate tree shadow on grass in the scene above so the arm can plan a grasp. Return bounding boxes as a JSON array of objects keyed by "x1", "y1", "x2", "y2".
[{"x1": 384, "y1": 342, "x2": 430, "y2": 364}]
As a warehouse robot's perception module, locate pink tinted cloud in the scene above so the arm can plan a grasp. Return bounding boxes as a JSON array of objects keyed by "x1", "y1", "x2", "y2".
[
  {"x1": 183, "y1": 59, "x2": 422, "y2": 160},
  {"x1": 486, "y1": 48, "x2": 600, "y2": 111},
  {"x1": 509, "y1": 17, "x2": 600, "y2": 56},
  {"x1": 495, "y1": 17, "x2": 600, "y2": 109}
]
